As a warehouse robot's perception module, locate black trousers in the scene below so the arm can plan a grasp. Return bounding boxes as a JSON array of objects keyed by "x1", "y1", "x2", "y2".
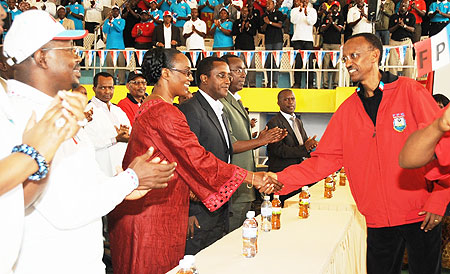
[
  {"x1": 367, "y1": 222, "x2": 442, "y2": 274},
  {"x1": 292, "y1": 40, "x2": 314, "y2": 88}
]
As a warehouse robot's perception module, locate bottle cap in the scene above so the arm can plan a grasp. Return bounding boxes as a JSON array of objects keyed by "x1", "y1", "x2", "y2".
[
  {"x1": 183, "y1": 255, "x2": 195, "y2": 266},
  {"x1": 264, "y1": 195, "x2": 270, "y2": 200},
  {"x1": 179, "y1": 259, "x2": 190, "y2": 269},
  {"x1": 246, "y1": 210, "x2": 255, "y2": 219},
  {"x1": 303, "y1": 186, "x2": 309, "y2": 190},
  {"x1": 274, "y1": 194, "x2": 279, "y2": 199}
]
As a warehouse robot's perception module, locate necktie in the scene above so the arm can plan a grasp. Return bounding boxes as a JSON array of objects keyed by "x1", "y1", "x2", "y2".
[{"x1": 290, "y1": 116, "x2": 303, "y2": 145}]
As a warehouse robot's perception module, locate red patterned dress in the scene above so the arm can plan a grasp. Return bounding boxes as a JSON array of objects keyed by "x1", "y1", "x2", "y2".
[{"x1": 108, "y1": 99, "x2": 246, "y2": 274}]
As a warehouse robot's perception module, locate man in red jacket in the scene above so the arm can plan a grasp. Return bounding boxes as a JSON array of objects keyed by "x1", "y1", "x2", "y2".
[
  {"x1": 268, "y1": 32, "x2": 448, "y2": 274},
  {"x1": 131, "y1": 10, "x2": 155, "y2": 49}
]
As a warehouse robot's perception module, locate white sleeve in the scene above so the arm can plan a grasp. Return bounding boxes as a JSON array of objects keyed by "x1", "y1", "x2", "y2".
[
  {"x1": 306, "y1": 7, "x2": 317, "y2": 25},
  {"x1": 290, "y1": 7, "x2": 301, "y2": 24}
]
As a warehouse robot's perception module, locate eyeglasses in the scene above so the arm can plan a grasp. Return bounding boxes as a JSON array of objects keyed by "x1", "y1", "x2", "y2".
[
  {"x1": 41, "y1": 46, "x2": 78, "y2": 55},
  {"x1": 341, "y1": 48, "x2": 373, "y2": 63},
  {"x1": 230, "y1": 68, "x2": 247, "y2": 75},
  {"x1": 129, "y1": 80, "x2": 147, "y2": 85},
  {"x1": 217, "y1": 72, "x2": 233, "y2": 82},
  {"x1": 169, "y1": 67, "x2": 193, "y2": 78}
]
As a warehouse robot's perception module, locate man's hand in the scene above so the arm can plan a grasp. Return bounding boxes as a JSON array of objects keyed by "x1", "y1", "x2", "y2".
[
  {"x1": 85, "y1": 108, "x2": 94, "y2": 122},
  {"x1": 437, "y1": 106, "x2": 450, "y2": 132},
  {"x1": 263, "y1": 16, "x2": 270, "y2": 25},
  {"x1": 156, "y1": 42, "x2": 164, "y2": 47},
  {"x1": 66, "y1": 7, "x2": 71, "y2": 13},
  {"x1": 251, "y1": 172, "x2": 283, "y2": 194},
  {"x1": 171, "y1": 40, "x2": 177, "y2": 46},
  {"x1": 115, "y1": 125, "x2": 130, "y2": 142},
  {"x1": 214, "y1": 19, "x2": 220, "y2": 26},
  {"x1": 187, "y1": 215, "x2": 200, "y2": 239},
  {"x1": 419, "y1": 211, "x2": 443, "y2": 232},
  {"x1": 128, "y1": 147, "x2": 177, "y2": 190},
  {"x1": 137, "y1": 28, "x2": 143, "y2": 36},
  {"x1": 189, "y1": 190, "x2": 200, "y2": 201},
  {"x1": 257, "y1": 126, "x2": 287, "y2": 145},
  {"x1": 305, "y1": 135, "x2": 318, "y2": 151}
]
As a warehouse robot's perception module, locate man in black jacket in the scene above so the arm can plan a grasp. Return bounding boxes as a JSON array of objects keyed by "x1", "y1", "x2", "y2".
[{"x1": 152, "y1": 11, "x2": 181, "y2": 48}]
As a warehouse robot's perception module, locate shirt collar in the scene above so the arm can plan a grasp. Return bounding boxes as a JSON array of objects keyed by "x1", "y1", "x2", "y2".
[
  {"x1": 229, "y1": 91, "x2": 241, "y2": 101},
  {"x1": 199, "y1": 89, "x2": 224, "y2": 115},
  {"x1": 280, "y1": 110, "x2": 295, "y2": 121},
  {"x1": 356, "y1": 70, "x2": 398, "y2": 97},
  {"x1": 91, "y1": 96, "x2": 111, "y2": 110}
]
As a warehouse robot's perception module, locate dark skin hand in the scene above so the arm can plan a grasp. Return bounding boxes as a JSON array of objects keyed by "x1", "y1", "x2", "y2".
[
  {"x1": 419, "y1": 211, "x2": 443, "y2": 232},
  {"x1": 115, "y1": 125, "x2": 130, "y2": 143}
]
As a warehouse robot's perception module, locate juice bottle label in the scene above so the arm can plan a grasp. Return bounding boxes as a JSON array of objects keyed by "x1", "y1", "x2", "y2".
[
  {"x1": 261, "y1": 208, "x2": 272, "y2": 217},
  {"x1": 272, "y1": 207, "x2": 281, "y2": 214},
  {"x1": 299, "y1": 198, "x2": 310, "y2": 205},
  {"x1": 325, "y1": 182, "x2": 333, "y2": 188},
  {"x1": 242, "y1": 227, "x2": 257, "y2": 238}
]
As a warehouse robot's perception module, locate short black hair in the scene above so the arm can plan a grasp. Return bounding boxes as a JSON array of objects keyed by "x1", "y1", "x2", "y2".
[
  {"x1": 93, "y1": 72, "x2": 114, "y2": 87},
  {"x1": 433, "y1": 94, "x2": 450, "y2": 107},
  {"x1": 277, "y1": 89, "x2": 293, "y2": 101},
  {"x1": 348, "y1": 33, "x2": 383, "y2": 64},
  {"x1": 196, "y1": 56, "x2": 227, "y2": 84},
  {"x1": 221, "y1": 54, "x2": 240, "y2": 66},
  {"x1": 141, "y1": 47, "x2": 180, "y2": 85}
]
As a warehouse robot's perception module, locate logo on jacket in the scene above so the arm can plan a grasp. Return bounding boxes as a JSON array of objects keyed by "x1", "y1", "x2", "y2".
[{"x1": 393, "y1": 113, "x2": 406, "y2": 132}]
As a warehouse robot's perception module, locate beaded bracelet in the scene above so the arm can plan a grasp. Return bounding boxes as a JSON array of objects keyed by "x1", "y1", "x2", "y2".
[{"x1": 12, "y1": 144, "x2": 49, "y2": 181}]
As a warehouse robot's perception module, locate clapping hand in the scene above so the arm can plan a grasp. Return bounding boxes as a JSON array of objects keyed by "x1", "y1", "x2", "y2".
[
  {"x1": 305, "y1": 135, "x2": 318, "y2": 151},
  {"x1": 257, "y1": 126, "x2": 288, "y2": 145}
]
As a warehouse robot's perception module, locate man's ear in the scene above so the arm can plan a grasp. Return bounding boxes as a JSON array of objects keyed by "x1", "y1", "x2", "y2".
[
  {"x1": 31, "y1": 49, "x2": 49, "y2": 70},
  {"x1": 199, "y1": 74, "x2": 207, "y2": 84}
]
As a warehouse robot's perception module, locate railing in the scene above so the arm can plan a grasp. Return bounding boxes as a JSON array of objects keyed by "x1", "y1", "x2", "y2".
[{"x1": 77, "y1": 45, "x2": 416, "y2": 88}]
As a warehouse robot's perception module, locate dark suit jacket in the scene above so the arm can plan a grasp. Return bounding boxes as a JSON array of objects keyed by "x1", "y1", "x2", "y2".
[
  {"x1": 266, "y1": 112, "x2": 309, "y2": 173},
  {"x1": 152, "y1": 24, "x2": 181, "y2": 48},
  {"x1": 178, "y1": 91, "x2": 232, "y2": 230}
]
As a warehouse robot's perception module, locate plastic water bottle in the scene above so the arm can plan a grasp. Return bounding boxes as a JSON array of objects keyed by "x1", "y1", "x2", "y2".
[
  {"x1": 260, "y1": 196, "x2": 272, "y2": 232},
  {"x1": 242, "y1": 211, "x2": 258, "y2": 258},
  {"x1": 176, "y1": 259, "x2": 193, "y2": 274},
  {"x1": 183, "y1": 255, "x2": 199, "y2": 274}
]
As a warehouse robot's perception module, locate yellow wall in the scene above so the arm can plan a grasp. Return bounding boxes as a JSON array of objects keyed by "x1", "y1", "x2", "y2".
[{"x1": 83, "y1": 85, "x2": 356, "y2": 113}]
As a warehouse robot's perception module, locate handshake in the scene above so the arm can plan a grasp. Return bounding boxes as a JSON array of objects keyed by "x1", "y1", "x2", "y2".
[{"x1": 246, "y1": 172, "x2": 282, "y2": 194}]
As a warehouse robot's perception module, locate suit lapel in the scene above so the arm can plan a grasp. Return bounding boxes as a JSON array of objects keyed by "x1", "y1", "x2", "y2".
[
  {"x1": 277, "y1": 112, "x2": 295, "y2": 139},
  {"x1": 195, "y1": 92, "x2": 228, "y2": 148},
  {"x1": 226, "y1": 93, "x2": 249, "y2": 123}
]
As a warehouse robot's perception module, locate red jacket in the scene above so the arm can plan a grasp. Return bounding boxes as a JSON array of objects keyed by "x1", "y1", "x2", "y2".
[
  {"x1": 278, "y1": 76, "x2": 450, "y2": 228},
  {"x1": 131, "y1": 21, "x2": 155, "y2": 44}
]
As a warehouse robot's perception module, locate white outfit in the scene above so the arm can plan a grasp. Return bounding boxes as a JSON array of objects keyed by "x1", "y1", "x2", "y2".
[
  {"x1": 7, "y1": 80, "x2": 139, "y2": 274},
  {"x1": 84, "y1": 97, "x2": 130, "y2": 177},
  {"x1": 84, "y1": 0, "x2": 103, "y2": 23},
  {"x1": 164, "y1": 24, "x2": 172, "y2": 48},
  {"x1": 290, "y1": 5, "x2": 317, "y2": 42},
  {"x1": 185, "y1": 0, "x2": 198, "y2": 9},
  {"x1": 30, "y1": 0, "x2": 57, "y2": 17},
  {"x1": 347, "y1": 4, "x2": 372, "y2": 34},
  {"x1": 183, "y1": 18, "x2": 206, "y2": 50},
  {"x1": 0, "y1": 81, "x2": 23, "y2": 274}
]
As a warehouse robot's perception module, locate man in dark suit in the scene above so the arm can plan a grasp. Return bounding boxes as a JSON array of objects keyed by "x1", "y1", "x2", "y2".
[
  {"x1": 152, "y1": 11, "x2": 181, "y2": 48},
  {"x1": 266, "y1": 89, "x2": 318, "y2": 204},
  {"x1": 178, "y1": 56, "x2": 232, "y2": 255}
]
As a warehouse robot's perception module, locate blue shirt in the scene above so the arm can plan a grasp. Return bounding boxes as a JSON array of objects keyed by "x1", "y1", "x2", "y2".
[
  {"x1": 8, "y1": 8, "x2": 22, "y2": 21},
  {"x1": 170, "y1": 1, "x2": 191, "y2": 27},
  {"x1": 429, "y1": 1, "x2": 450, "y2": 22},
  {"x1": 198, "y1": 0, "x2": 218, "y2": 13},
  {"x1": 103, "y1": 18, "x2": 126, "y2": 49},
  {"x1": 278, "y1": 6, "x2": 292, "y2": 35},
  {"x1": 150, "y1": 9, "x2": 163, "y2": 24},
  {"x1": 157, "y1": 0, "x2": 172, "y2": 12},
  {"x1": 212, "y1": 20, "x2": 233, "y2": 48},
  {"x1": 66, "y1": 3, "x2": 85, "y2": 30}
]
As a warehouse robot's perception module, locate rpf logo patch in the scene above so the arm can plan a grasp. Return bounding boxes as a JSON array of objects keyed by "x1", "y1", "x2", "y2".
[{"x1": 393, "y1": 113, "x2": 406, "y2": 132}]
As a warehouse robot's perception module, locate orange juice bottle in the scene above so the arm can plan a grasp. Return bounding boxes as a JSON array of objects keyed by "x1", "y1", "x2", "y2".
[
  {"x1": 271, "y1": 195, "x2": 281, "y2": 230},
  {"x1": 339, "y1": 168, "x2": 346, "y2": 186},
  {"x1": 298, "y1": 187, "x2": 310, "y2": 218},
  {"x1": 324, "y1": 177, "x2": 333, "y2": 199},
  {"x1": 331, "y1": 174, "x2": 337, "y2": 191},
  {"x1": 176, "y1": 259, "x2": 193, "y2": 274}
]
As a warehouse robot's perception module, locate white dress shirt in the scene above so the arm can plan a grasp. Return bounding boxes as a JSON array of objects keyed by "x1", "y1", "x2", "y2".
[
  {"x1": 230, "y1": 90, "x2": 241, "y2": 102},
  {"x1": 280, "y1": 110, "x2": 296, "y2": 130},
  {"x1": 164, "y1": 24, "x2": 172, "y2": 48},
  {"x1": 7, "y1": 80, "x2": 139, "y2": 274},
  {"x1": 84, "y1": 0, "x2": 103, "y2": 23},
  {"x1": 183, "y1": 18, "x2": 206, "y2": 50},
  {"x1": 84, "y1": 97, "x2": 131, "y2": 177},
  {"x1": 198, "y1": 89, "x2": 231, "y2": 163},
  {"x1": 347, "y1": 4, "x2": 372, "y2": 34},
  {"x1": 0, "y1": 82, "x2": 23, "y2": 274},
  {"x1": 291, "y1": 6, "x2": 317, "y2": 42}
]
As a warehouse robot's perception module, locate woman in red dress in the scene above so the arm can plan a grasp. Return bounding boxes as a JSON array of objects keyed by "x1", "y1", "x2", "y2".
[{"x1": 108, "y1": 48, "x2": 280, "y2": 274}]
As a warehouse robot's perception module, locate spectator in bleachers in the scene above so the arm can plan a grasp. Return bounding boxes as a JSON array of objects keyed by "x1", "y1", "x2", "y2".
[
  {"x1": 137, "y1": 0, "x2": 151, "y2": 11},
  {"x1": 211, "y1": 8, "x2": 233, "y2": 49},
  {"x1": 341, "y1": 0, "x2": 354, "y2": 42},
  {"x1": 198, "y1": 0, "x2": 218, "y2": 36},
  {"x1": 291, "y1": 0, "x2": 317, "y2": 89},
  {"x1": 31, "y1": 0, "x2": 57, "y2": 17},
  {"x1": 122, "y1": 0, "x2": 142, "y2": 47},
  {"x1": 408, "y1": 0, "x2": 426, "y2": 42},
  {"x1": 231, "y1": 0, "x2": 243, "y2": 18},
  {"x1": 375, "y1": 0, "x2": 395, "y2": 45},
  {"x1": 214, "y1": 0, "x2": 238, "y2": 22},
  {"x1": 57, "y1": 6, "x2": 75, "y2": 29},
  {"x1": 428, "y1": 0, "x2": 450, "y2": 37},
  {"x1": 132, "y1": 10, "x2": 155, "y2": 48},
  {"x1": 169, "y1": 0, "x2": 191, "y2": 45},
  {"x1": 157, "y1": 0, "x2": 171, "y2": 12},
  {"x1": 262, "y1": 0, "x2": 284, "y2": 87},
  {"x1": 185, "y1": 0, "x2": 198, "y2": 9},
  {"x1": 149, "y1": 0, "x2": 163, "y2": 25},
  {"x1": 232, "y1": 6, "x2": 257, "y2": 87},
  {"x1": 388, "y1": 0, "x2": 415, "y2": 79},
  {"x1": 153, "y1": 10, "x2": 181, "y2": 47},
  {"x1": 66, "y1": 0, "x2": 84, "y2": 30},
  {"x1": 118, "y1": 71, "x2": 148, "y2": 125},
  {"x1": 183, "y1": 8, "x2": 206, "y2": 50},
  {"x1": 320, "y1": 1, "x2": 343, "y2": 89},
  {"x1": 347, "y1": 0, "x2": 371, "y2": 35},
  {"x1": 250, "y1": 0, "x2": 266, "y2": 16},
  {"x1": 6, "y1": 0, "x2": 21, "y2": 21},
  {"x1": 276, "y1": 0, "x2": 291, "y2": 36},
  {"x1": 84, "y1": 0, "x2": 103, "y2": 33},
  {"x1": 103, "y1": 5, "x2": 127, "y2": 84},
  {"x1": 433, "y1": 93, "x2": 450, "y2": 108}
]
